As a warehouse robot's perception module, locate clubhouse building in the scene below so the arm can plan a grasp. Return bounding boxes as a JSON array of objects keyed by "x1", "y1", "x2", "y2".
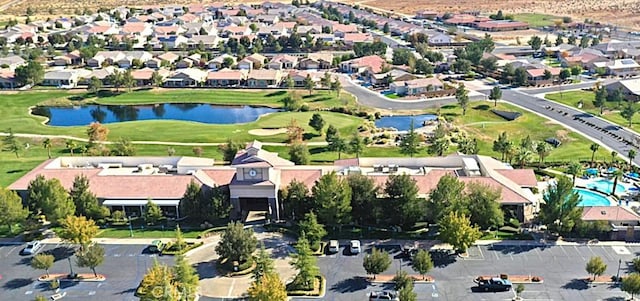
[{"x1": 9, "y1": 141, "x2": 539, "y2": 222}]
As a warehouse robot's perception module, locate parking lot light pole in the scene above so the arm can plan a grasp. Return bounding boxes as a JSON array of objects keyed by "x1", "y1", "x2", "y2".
[
  {"x1": 617, "y1": 258, "x2": 622, "y2": 281},
  {"x1": 128, "y1": 216, "x2": 133, "y2": 237},
  {"x1": 67, "y1": 257, "x2": 74, "y2": 278}
]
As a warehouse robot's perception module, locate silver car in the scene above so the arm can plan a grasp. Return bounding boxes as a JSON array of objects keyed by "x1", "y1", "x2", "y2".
[{"x1": 22, "y1": 240, "x2": 43, "y2": 255}]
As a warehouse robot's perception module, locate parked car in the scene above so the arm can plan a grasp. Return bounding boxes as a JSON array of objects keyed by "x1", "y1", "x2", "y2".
[
  {"x1": 474, "y1": 277, "x2": 512, "y2": 292},
  {"x1": 369, "y1": 290, "x2": 399, "y2": 300},
  {"x1": 349, "y1": 240, "x2": 361, "y2": 254},
  {"x1": 328, "y1": 240, "x2": 339, "y2": 254},
  {"x1": 21, "y1": 240, "x2": 43, "y2": 255}
]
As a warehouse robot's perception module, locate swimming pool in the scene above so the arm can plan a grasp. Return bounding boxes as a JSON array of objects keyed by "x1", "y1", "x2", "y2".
[
  {"x1": 585, "y1": 179, "x2": 626, "y2": 194},
  {"x1": 573, "y1": 188, "x2": 613, "y2": 207}
]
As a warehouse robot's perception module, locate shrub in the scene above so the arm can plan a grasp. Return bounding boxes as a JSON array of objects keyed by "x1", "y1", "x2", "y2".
[{"x1": 532, "y1": 276, "x2": 541, "y2": 282}]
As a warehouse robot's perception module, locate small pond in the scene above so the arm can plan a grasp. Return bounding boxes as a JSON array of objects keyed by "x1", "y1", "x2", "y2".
[
  {"x1": 33, "y1": 104, "x2": 279, "y2": 126},
  {"x1": 374, "y1": 114, "x2": 437, "y2": 131}
]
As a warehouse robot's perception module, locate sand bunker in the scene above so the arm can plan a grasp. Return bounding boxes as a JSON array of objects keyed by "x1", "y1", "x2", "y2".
[{"x1": 248, "y1": 128, "x2": 287, "y2": 136}]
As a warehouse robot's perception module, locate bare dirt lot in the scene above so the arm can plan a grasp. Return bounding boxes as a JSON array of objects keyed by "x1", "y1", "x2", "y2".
[
  {"x1": 2, "y1": 0, "x2": 640, "y2": 29},
  {"x1": 353, "y1": 0, "x2": 640, "y2": 29}
]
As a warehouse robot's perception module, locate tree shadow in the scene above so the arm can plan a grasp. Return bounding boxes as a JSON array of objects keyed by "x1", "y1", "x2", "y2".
[
  {"x1": 43, "y1": 246, "x2": 76, "y2": 261},
  {"x1": 6, "y1": 169, "x2": 25, "y2": 174},
  {"x1": 561, "y1": 279, "x2": 589, "y2": 290},
  {"x1": 302, "y1": 133, "x2": 319, "y2": 140},
  {"x1": 195, "y1": 260, "x2": 218, "y2": 280},
  {"x1": 116, "y1": 288, "x2": 137, "y2": 295},
  {"x1": 309, "y1": 146, "x2": 328, "y2": 155},
  {"x1": 2, "y1": 278, "x2": 33, "y2": 289},
  {"x1": 15, "y1": 257, "x2": 32, "y2": 266},
  {"x1": 473, "y1": 104, "x2": 491, "y2": 111},
  {"x1": 441, "y1": 105, "x2": 457, "y2": 110},
  {"x1": 330, "y1": 276, "x2": 369, "y2": 293}
]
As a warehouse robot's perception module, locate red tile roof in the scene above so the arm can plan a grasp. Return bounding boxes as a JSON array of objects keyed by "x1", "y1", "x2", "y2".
[
  {"x1": 582, "y1": 206, "x2": 640, "y2": 221},
  {"x1": 200, "y1": 169, "x2": 237, "y2": 186},
  {"x1": 496, "y1": 169, "x2": 537, "y2": 187},
  {"x1": 280, "y1": 169, "x2": 323, "y2": 189}
]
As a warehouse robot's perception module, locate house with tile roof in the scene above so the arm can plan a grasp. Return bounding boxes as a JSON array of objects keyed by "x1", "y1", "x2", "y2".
[
  {"x1": 340, "y1": 55, "x2": 386, "y2": 74},
  {"x1": 206, "y1": 69, "x2": 246, "y2": 87},
  {"x1": 9, "y1": 141, "x2": 540, "y2": 222},
  {"x1": 581, "y1": 206, "x2": 640, "y2": 240}
]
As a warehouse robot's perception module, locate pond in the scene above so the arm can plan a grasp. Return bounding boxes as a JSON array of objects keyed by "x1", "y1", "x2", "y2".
[
  {"x1": 374, "y1": 114, "x2": 437, "y2": 131},
  {"x1": 33, "y1": 104, "x2": 280, "y2": 126}
]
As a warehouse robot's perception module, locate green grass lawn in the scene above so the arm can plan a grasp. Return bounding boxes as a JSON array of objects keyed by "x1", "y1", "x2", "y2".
[
  {"x1": 0, "y1": 89, "x2": 363, "y2": 143},
  {"x1": 96, "y1": 227, "x2": 202, "y2": 239},
  {"x1": 513, "y1": 13, "x2": 561, "y2": 27}
]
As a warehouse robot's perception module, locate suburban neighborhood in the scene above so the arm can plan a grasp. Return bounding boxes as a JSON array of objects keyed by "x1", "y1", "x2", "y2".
[{"x1": 5, "y1": 0, "x2": 640, "y2": 301}]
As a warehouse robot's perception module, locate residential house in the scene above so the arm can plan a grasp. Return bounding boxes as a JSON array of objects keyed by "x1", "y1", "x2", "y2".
[
  {"x1": 343, "y1": 33, "x2": 373, "y2": 45},
  {"x1": 340, "y1": 55, "x2": 386, "y2": 74},
  {"x1": 247, "y1": 69, "x2": 283, "y2": 88},
  {"x1": 87, "y1": 51, "x2": 126, "y2": 68},
  {"x1": 526, "y1": 68, "x2": 561, "y2": 86},
  {"x1": 82, "y1": 67, "x2": 116, "y2": 85},
  {"x1": 130, "y1": 68, "x2": 170, "y2": 86},
  {"x1": 238, "y1": 53, "x2": 267, "y2": 70},
  {"x1": 332, "y1": 23, "x2": 359, "y2": 38},
  {"x1": 593, "y1": 59, "x2": 640, "y2": 77},
  {"x1": 390, "y1": 77, "x2": 444, "y2": 96},
  {"x1": 164, "y1": 68, "x2": 207, "y2": 87},
  {"x1": 287, "y1": 70, "x2": 322, "y2": 87},
  {"x1": 176, "y1": 53, "x2": 201, "y2": 69},
  {"x1": 267, "y1": 54, "x2": 299, "y2": 70},
  {"x1": 256, "y1": 14, "x2": 280, "y2": 25},
  {"x1": 157, "y1": 52, "x2": 180, "y2": 65},
  {"x1": 53, "y1": 50, "x2": 82, "y2": 66},
  {"x1": 121, "y1": 22, "x2": 154, "y2": 38},
  {"x1": 428, "y1": 33, "x2": 454, "y2": 47},
  {"x1": 42, "y1": 70, "x2": 89, "y2": 88},
  {"x1": 207, "y1": 54, "x2": 237, "y2": 70},
  {"x1": 145, "y1": 58, "x2": 162, "y2": 69},
  {"x1": 206, "y1": 69, "x2": 246, "y2": 87},
  {"x1": 0, "y1": 55, "x2": 26, "y2": 70},
  {"x1": 157, "y1": 35, "x2": 189, "y2": 49},
  {"x1": 188, "y1": 35, "x2": 219, "y2": 49},
  {"x1": 298, "y1": 52, "x2": 333, "y2": 70},
  {"x1": 116, "y1": 51, "x2": 154, "y2": 69},
  {"x1": 370, "y1": 69, "x2": 416, "y2": 87},
  {"x1": 0, "y1": 70, "x2": 17, "y2": 89}
]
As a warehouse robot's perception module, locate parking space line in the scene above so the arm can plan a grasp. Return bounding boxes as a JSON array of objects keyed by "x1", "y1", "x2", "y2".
[
  {"x1": 600, "y1": 246, "x2": 616, "y2": 261},
  {"x1": 478, "y1": 246, "x2": 484, "y2": 260},
  {"x1": 492, "y1": 246, "x2": 499, "y2": 260},
  {"x1": 559, "y1": 246, "x2": 569, "y2": 257},
  {"x1": 574, "y1": 246, "x2": 586, "y2": 261},
  {"x1": 533, "y1": 248, "x2": 542, "y2": 260},
  {"x1": 587, "y1": 245, "x2": 597, "y2": 256}
]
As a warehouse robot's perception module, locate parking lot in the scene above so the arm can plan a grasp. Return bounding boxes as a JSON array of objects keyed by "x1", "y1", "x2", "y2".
[
  {"x1": 293, "y1": 241, "x2": 639, "y2": 301},
  {"x1": 0, "y1": 242, "x2": 174, "y2": 301}
]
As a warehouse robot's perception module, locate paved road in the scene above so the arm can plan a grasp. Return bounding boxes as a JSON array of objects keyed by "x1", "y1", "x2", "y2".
[
  {"x1": 293, "y1": 241, "x2": 634, "y2": 301},
  {"x1": 338, "y1": 75, "x2": 483, "y2": 110},
  {"x1": 342, "y1": 76, "x2": 640, "y2": 164},
  {"x1": 499, "y1": 87, "x2": 640, "y2": 165}
]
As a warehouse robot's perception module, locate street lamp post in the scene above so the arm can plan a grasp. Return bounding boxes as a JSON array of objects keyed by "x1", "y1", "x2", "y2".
[{"x1": 617, "y1": 258, "x2": 622, "y2": 281}]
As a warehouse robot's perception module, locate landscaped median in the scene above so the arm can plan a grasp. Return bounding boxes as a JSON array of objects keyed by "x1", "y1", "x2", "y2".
[
  {"x1": 286, "y1": 275, "x2": 326, "y2": 298},
  {"x1": 476, "y1": 274, "x2": 544, "y2": 284},
  {"x1": 38, "y1": 273, "x2": 106, "y2": 282},
  {"x1": 216, "y1": 257, "x2": 256, "y2": 277},
  {"x1": 369, "y1": 274, "x2": 435, "y2": 283}
]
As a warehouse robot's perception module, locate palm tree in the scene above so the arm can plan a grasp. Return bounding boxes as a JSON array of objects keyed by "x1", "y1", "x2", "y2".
[
  {"x1": 611, "y1": 168, "x2": 624, "y2": 197},
  {"x1": 629, "y1": 149, "x2": 637, "y2": 168},
  {"x1": 589, "y1": 143, "x2": 600, "y2": 167},
  {"x1": 515, "y1": 147, "x2": 532, "y2": 168},
  {"x1": 611, "y1": 151, "x2": 618, "y2": 166},
  {"x1": 65, "y1": 140, "x2": 76, "y2": 156},
  {"x1": 536, "y1": 142, "x2": 551, "y2": 168},
  {"x1": 567, "y1": 161, "x2": 583, "y2": 185},
  {"x1": 42, "y1": 138, "x2": 52, "y2": 159}
]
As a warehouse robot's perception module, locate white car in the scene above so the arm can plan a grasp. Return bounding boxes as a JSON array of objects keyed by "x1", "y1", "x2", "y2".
[
  {"x1": 369, "y1": 290, "x2": 399, "y2": 301},
  {"x1": 349, "y1": 240, "x2": 361, "y2": 254},
  {"x1": 21, "y1": 240, "x2": 43, "y2": 255},
  {"x1": 328, "y1": 240, "x2": 339, "y2": 254}
]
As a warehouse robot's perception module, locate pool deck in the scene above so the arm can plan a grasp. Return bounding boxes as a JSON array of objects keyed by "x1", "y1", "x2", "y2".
[{"x1": 574, "y1": 177, "x2": 637, "y2": 207}]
